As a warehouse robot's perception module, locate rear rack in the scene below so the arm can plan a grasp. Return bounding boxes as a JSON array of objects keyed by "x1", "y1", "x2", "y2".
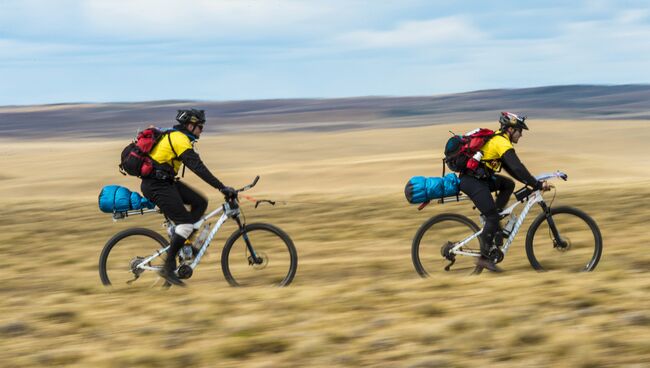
[
  {"x1": 418, "y1": 194, "x2": 470, "y2": 211},
  {"x1": 112, "y1": 208, "x2": 160, "y2": 221},
  {"x1": 437, "y1": 195, "x2": 469, "y2": 204}
]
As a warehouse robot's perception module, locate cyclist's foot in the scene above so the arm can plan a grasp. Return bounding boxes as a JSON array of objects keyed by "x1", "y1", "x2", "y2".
[
  {"x1": 476, "y1": 256, "x2": 503, "y2": 273},
  {"x1": 158, "y1": 267, "x2": 186, "y2": 287}
]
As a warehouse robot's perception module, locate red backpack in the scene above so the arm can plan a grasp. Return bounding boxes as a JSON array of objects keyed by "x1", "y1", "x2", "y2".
[
  {"x1": 119, "y1": 128, "x2": 169, "y2": 177},
  {"x1": 443, "y1": 128, "x2": 495, "y2": 175}
]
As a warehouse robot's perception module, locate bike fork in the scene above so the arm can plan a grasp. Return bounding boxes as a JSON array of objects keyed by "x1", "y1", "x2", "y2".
[
  {"x1": 539, "y1": 202, "x2": 566, "y2": 248},
  {"x1": 234, "y1": 217, "x2": 262, "y2": 264}
]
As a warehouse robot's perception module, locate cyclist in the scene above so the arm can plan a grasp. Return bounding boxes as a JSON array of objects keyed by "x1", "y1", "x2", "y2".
[
  {"x1": 141, "y1": 109, "x2": 236, "y2": 286},
  {"x1": 459, "y1": 112, "x2": 550, "y2": 272}
]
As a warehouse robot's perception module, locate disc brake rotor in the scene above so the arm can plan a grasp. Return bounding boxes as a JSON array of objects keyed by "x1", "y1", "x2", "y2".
[
  {"x1": 555, "y1": 237, "x2": 572, "y2": 252},
  {"x1": 249, "y1": 252, "x2": 268, "y2": 270}
]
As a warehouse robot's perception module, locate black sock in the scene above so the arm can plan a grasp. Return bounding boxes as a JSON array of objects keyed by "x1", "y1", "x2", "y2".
[{"x1": 165, "y1": 234, "x2": 186, "y2": 269}]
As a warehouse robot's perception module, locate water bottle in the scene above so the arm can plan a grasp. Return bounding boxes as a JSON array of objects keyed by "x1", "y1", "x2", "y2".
[
  {"x1": 180, "y1": 245, "x2": 194, "y2": 262},
  {"x1": 502, "y1": 214, "x2": 517, "y2": 237},
  {"x1": 194, "y1": 223, "x2": 211, "y2": 247},
  {"x1": 467, "y1": 151, "x2": 483, "y2": 170}
]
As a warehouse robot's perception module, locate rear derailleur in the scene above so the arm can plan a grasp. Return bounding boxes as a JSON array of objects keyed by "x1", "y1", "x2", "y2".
[{"x1": 440, "y1": 242, "x2": 456, "y2": 271}]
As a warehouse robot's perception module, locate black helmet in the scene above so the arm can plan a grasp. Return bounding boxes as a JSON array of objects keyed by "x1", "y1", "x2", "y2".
[
  {"x1": 176, "y1": 109, "x2": 206, "y2": 126},
  {"x1": 499, "y1": 112, "x2": 528, "y2": 130}
]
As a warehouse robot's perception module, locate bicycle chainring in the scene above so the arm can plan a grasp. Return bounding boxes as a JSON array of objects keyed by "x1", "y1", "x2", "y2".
[
  {"x1": 177, "y1": 264, "x2": 193, "y2": 279},
  {"x1": 489, "y1": 247, "x2": 505, "y2": 264}
]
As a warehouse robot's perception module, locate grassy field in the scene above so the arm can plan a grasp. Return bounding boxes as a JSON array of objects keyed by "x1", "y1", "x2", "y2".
[{"x1": 0, "y1": 120, "x2": 649, "y2": 367}]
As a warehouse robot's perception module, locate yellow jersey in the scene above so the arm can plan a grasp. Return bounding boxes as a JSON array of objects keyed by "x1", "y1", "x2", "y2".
[
  {"x1": 149, "y1": 131, "x2": 194, "y2": 173},
  {"x1": 480, "y1": 131, "x2": 513, "y2": 172}
]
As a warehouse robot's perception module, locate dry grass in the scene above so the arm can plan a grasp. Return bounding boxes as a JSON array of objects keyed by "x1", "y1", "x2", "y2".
[{"x1": 1, "y1": 120, "x2": 649, "y2": 367}]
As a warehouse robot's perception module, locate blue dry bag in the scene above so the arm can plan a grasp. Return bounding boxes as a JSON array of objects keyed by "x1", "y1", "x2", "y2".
[
  {"x1": 98, "y1": 185, "x2": 155, "y2": 213},
  {"x1": 404, "y1": 173, "x2": 460, "y2": 204}
]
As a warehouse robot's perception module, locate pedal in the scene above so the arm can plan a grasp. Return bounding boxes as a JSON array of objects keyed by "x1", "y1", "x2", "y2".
[{"x1": 444, "y1": 258, "x2": 456, "y2": 271}]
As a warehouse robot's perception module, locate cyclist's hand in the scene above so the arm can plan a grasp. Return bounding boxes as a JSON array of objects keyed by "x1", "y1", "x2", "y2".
[
  {"x1": 220, "y1": 186, "x2": 237, "y2": 199},
  {"x1": 541, "y1": 181, "x2": 553, "y2": 192}
]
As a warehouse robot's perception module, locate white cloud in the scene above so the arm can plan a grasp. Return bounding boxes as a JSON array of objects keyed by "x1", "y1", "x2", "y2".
[
  {"x1": 336, "y1": 17, "x2": 485, "y2": 49},
  {"x1": 81, "y1": 0, "x2": 328, "y2": 40},
  {"x1": 2, "y1": 1, "x2": 650, "y2": 104}
]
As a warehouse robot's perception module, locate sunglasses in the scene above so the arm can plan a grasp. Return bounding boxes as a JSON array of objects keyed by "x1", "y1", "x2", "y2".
[{"x1": 195, "y1": 124, "x2": 204, "y2": 131}]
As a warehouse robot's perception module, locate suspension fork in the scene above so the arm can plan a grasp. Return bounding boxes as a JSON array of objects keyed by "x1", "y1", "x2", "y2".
[
  {"x1": 538, "y1": 201, "x2": 567, "y2": 248},
  {"x1": 233, "y1": 215, "x2": 262, "y2": 264}
]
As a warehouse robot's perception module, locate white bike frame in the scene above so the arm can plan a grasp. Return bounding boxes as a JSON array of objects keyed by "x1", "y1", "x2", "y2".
[
  {"x1": 130, "y1": 202, "x2": 237, "y2": 273},
  {"x1": 118, "y1": 176, "x2": 261, "y2": 274},
  {"x1": 451, "y1": 171, "x2": 567, "y2": 258}
]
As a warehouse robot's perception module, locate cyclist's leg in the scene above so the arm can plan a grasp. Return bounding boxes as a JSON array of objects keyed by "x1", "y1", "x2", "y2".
[
  {"x1": 175, "y1": 181, "x2": 208, "y2": 223},
  {"x1": 459, "y1": 175, "x2": 499, "y2": 256},
  {"x1": 491, "y1": 175, "x2": 515, "y2": 211},
  {"x1": 141, "y1": 178, "x2": 198, "y2": 285}
]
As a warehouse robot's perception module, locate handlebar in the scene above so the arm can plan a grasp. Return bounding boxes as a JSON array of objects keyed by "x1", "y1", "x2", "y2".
[
  {"x1": 513, "y1": 171, "x2": 567, "y2": 202},
  {"x1": 236, "y1": 175, "x2": 260, "y2": 193},
  {"x1": 535, "y1": 171, "x2": 568, "y2": 182}
]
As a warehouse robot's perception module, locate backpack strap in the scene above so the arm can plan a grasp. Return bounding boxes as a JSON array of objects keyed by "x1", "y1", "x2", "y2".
[
  {"x1": 166, "y1": 131, "x2": 186, "y2": 178},
  {"x1": 166, "y1": 132, "x2": 179, "y2": 158}
]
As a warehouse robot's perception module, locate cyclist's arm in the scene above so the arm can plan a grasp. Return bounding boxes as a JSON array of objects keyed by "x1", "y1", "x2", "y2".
[
  {"x1": 178, "y1": 149, "x2": 225, "y2": 190},
  {"x1": 501, "y1": 149, "x2": 542, "y2": 189}
]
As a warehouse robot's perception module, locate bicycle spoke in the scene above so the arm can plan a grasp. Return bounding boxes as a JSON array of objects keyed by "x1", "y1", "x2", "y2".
[
  {"x1": 222, "y1": 223, "x2": 297, "y2": 287},
  {"x1": 526, "y1": 207, "x2": 602, "y2": 272},
  {"x1": 412, "y1": 214, "x2": 482, "y2": 277},
  {"x1": 99, "y1": 228, "x2": 169, "y2": 290}
]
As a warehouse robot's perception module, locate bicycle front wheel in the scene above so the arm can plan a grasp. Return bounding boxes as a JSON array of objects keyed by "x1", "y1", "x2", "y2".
[
  {"x1": 526, "y1": 206, "x2": 603, "y2": 272},
  {"x1": 221, "y1": 223, "x2": 298, "y2": 287},
  {"x1": 412, "y1": 213, "x2": 483, "y2": 276},
  {"x1": 98, "y1": 228, "x2": 169, "y2": 289}
]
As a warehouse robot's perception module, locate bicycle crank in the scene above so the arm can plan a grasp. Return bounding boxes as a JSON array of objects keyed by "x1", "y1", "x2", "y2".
[
  {"x1": 177, "y1": 264, "x2": 193, "y2": 279},
  {"x1": 488, "y1": 247, "x2": 505, "y2": 264}
]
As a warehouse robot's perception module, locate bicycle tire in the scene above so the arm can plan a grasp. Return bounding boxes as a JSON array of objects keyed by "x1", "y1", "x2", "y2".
[
  {"x1": 411, "y1": 213, "x2": 483, "y2": 277},
  {"x1": 221, "y1": 223, "x2": 298, "y2": 287},
  {"x1": 98, "y1": 227, "x2": 169, "y2": 288},
  {"x1": 525, "y1": 206, "x2": 603, "y2": 272}
]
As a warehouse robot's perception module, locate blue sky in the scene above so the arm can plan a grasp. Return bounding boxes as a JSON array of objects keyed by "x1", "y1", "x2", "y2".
[{"x1": 1, "y1": 0, "x2": 649, "y2": 105}]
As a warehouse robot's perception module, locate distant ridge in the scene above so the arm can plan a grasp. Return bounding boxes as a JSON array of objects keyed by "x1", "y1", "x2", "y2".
[{"x1": 1, "y1": 84, "x2": 649, "y2": 138}]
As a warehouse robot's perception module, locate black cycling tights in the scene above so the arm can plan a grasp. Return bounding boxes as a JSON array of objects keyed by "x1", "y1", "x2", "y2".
[
  {"x1": 459, "y1": 174, "x2": 515, "y2": 255},
  {"x1": 141, "y1": 179, "x2": 208, "y2": 225}
]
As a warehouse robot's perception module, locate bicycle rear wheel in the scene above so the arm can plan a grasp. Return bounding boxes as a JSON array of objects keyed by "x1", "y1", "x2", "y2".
[
  {"x1": 412, "y1": 213, "x2": 483, "y2": 276},
  {"x1": 98, "y1": 228, "x2": 169, "y2": 289},
  {"x1": 526, "y1": 206, "x2": 602, "y2": 272},
  {"x1": 221, "y1": 223, "x2": 297, "y2": 287}
]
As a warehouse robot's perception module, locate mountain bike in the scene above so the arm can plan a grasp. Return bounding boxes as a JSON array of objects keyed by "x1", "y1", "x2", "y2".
[
  {"x1": 99, "y1": 176, "x2": 298, "y2": 288},
  {"x1": 411, "y1": 171, "x2": 602, "y2": 275}
]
